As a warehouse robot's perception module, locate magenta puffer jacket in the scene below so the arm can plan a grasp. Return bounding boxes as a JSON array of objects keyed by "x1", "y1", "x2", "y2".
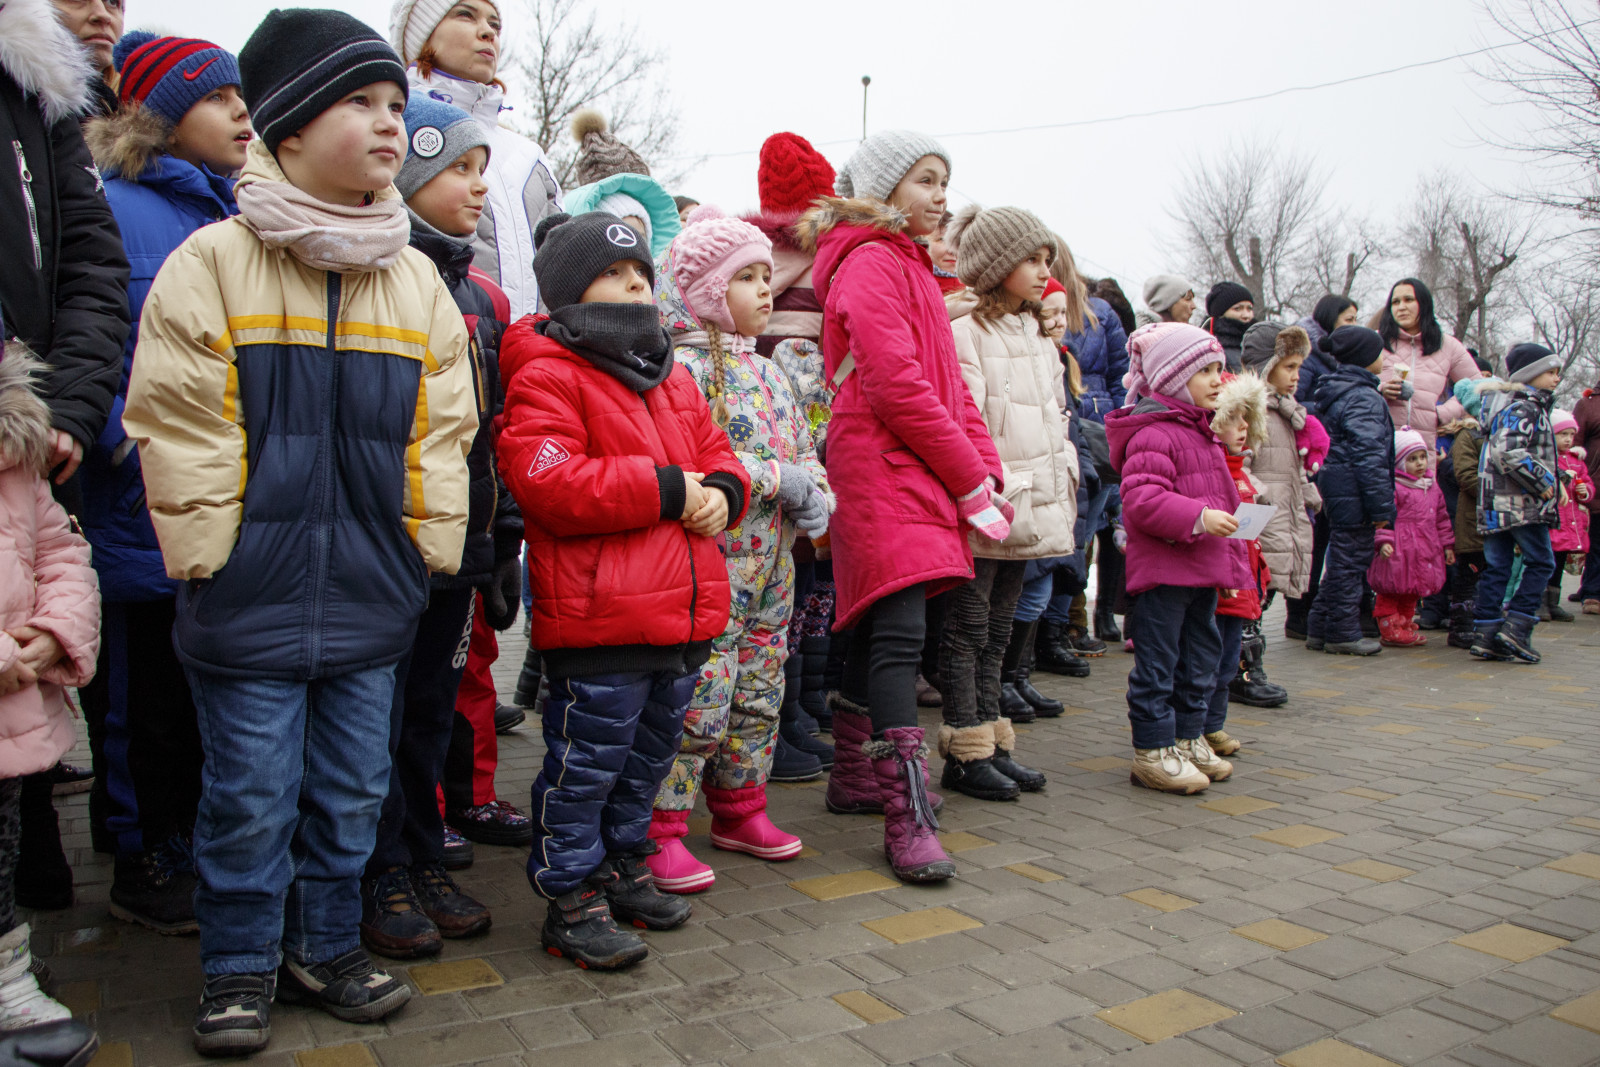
[
  {"x1": 1368, "y1": 474, "x2": 1453, "y2": 597},
  {"x1": 799, "y1": 199, "x2": 1002, "y2": 630},
  {"x1": 1104, "y1": 395, "x2": 1249, "y2": 596},
  {"x1": 1553, "y1": 450, "x2": 1594, "y2": 553}
]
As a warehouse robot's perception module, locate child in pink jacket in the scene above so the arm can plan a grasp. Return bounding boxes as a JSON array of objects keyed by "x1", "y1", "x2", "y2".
[
  {"x1": 1368, "y1": 428, "x2": 1454, "y2": 647},
  {"x1": 1549, "y1": 411, "x2": 1594, "y2": 619},
  {"x1": 0, "y1": 338, "x2": 101, "y2": 1032}
]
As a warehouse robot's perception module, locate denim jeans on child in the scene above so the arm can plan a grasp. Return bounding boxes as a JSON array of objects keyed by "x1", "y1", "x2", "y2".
[
  {"x1": 1476, "y1": 524, "x2": 1556, "y2": 620},
  {"x1": 1208, "y1": 614, "x2": 1243, "y2": 735},
  {"x1": 186, "y1": 664, "x2": 398, "y2": 976},
  {"x1": 1013, "y1": 573, "x2": 1054, "y2": 625},
  {"x1": 1125, "y1": 584, "x2": 1222, "y2": 749}
]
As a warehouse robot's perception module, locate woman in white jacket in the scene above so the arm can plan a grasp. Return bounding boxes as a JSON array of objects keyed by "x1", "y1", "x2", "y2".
[
  {"x1": 391, "y1": 0, "x2": 562, "y2": 317},
  {"x1": 939, "y1": 206, "x2": 1079, "y2": 803}
]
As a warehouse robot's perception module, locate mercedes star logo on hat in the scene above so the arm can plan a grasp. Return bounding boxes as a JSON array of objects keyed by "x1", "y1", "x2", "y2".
[{"x1": 606, "y1": 223, "x2": 640, "y2": 248}]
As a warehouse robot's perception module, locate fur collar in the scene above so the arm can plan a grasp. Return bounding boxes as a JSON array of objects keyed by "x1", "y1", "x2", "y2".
[
  {"x1": 1437, "y1": 416, "x2": 1479, "y2": 436},
  {"x1": 84, "y1": 103, "x2": 169, "y2": 178},
  {"x1": 796, "y1": 197, "x2": 907, "y2": 254},
  {"x1": 0, "y1": 342, "x2": 54, "y2": 474},
  {"x1": 0, "y1": 0, "x2": 95, "y2": 125}
]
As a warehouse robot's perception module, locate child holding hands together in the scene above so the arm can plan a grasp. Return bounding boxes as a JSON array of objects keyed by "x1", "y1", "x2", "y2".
[{"x1": 1368, "y1": 428, "x2": 1454, "y2": 647}]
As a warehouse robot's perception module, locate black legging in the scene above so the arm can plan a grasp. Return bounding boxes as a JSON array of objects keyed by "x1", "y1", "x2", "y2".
[{"x1": 842, "y1": 583, "x2": 927, "y2": 735}]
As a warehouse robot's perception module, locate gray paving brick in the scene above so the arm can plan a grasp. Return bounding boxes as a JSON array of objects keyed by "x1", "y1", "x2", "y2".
[
  {"x1": 1468, "y1": 1013, "x2": 1600, "y2": 1066},
  {"x1": 956, "y1": 984, "x2": 1096, "y2": 1034},
  {"x1": 1217, "y1": 1004, "x2": 1331, "y2": 1053},
  {"x1": 1339, "y1": 1007, "x2": 1484, "y2": 1065}
]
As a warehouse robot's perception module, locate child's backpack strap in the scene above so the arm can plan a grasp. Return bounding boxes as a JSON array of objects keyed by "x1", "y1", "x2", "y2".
[{"x1": 825, "y1": 243, "x2": 911, "y2": 395}]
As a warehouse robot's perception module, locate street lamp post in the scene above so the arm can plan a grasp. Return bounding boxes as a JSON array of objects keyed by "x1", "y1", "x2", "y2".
[{"x1": 861, "y1": 75, "x2": 870, "y2": 141}]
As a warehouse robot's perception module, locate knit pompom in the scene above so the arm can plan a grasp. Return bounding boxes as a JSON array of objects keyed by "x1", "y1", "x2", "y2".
[
  {"x1": 113, "y1": 29, "x2": 158, "y2": 72},
  {"x1": 685, "y1": 203, "x2": 726, "y2": 225},
  {"x1": 571, "y1": 107, "x2": 607, "y2": 144},
  {"x1": 533, "y1": 212, "x2": 572, "y2": 250},
  {"x1": 944, "y1": 204, "x2": 981, "y2": 254}
]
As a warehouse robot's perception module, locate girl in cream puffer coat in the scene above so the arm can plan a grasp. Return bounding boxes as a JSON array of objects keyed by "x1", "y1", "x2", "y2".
[{"x1": 941, "y1": 205, "x2": 1079, "y2": 802}]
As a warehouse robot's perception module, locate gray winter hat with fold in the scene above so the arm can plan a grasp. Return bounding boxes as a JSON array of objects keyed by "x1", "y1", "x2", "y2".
[
  {"x1": 1142, "y1": 274, "x2": 1193, "y2": 314},
  {"x1": 834, "y1": 129, "x2": 951, "y2": 204}
]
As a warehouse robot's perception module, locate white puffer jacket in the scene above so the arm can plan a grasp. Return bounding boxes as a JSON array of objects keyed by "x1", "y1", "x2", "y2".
[
  {"x1": 951, "y1": 312, "x2": 1079, "y2": 560},
  {"x1": 406, "y1": 68, "x2": 562, "y2": 318}
]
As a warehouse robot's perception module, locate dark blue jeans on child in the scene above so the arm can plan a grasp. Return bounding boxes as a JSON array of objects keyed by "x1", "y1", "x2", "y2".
[
  {"x1": 528, "y1": 671, "x2": 694, "y2": 899},
  {"x1": 1208, "y1": 615, "x2": 1244, "y2": 735},
  {"x1": 185, "y1": 665, "x2": 398, "y2": 975},
  {"x1": 1476, "y1": 525, "x2": 1556, "y2": 620},
  {"x1": 1125, "y1": 585, "x2": 1222, "y2": 749}
]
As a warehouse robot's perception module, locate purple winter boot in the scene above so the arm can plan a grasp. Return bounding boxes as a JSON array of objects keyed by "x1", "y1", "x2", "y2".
[
  {"x1": 824, "y1": 694, "x2": 943, "y2": 816},
  {"x1": 866, "y1": 727, "x2": 956, "y2": 883}
]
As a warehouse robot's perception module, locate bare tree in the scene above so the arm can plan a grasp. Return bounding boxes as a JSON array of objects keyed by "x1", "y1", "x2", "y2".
[
  {"x1": 1398, "y1": 173, "x2": 1530, "y2": 357},
  {"x1": 497, "y1": 0, "x2": 696, "y2": 190},
  {"x1": 1305, "y1": 215, "x2": 1385, "y2": 309},
  {"x1": 1517, "y1": 265, "x2": 1600, "y2": 399},
  {"x1": 1168, "y1": 139, "x2": 1329, "y2": 319}
]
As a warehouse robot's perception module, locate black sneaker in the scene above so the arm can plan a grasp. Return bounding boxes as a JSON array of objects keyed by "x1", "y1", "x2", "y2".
[
  {"x1": 277, "y1": 948, "x2": 410, "y2": 1023},
  {"x1": 442, "y1": 827, "x2": 474, "y2": 870},
  {"x1": 47, "y1": 761, "x2": 94, "y2": 797},
  {"x1": 192, "y1": 972, "x2": 274, "y2": 1057},
  {"x1": 359, "y1": 866, "x2": 441, "y2": 960},
  {"x1": 411, "y1": 862, "x2": 492, "y2": 939},
  {"x1": 769, "y1": 732, "x2": 824, "y2": 782},
  {"x1": 541, "y1": 877, "x2": 649, "y2": 971},
  {"x1": 109, "y1": 836, "x2": 199, "y2": 934},
  {"x1": 600, "y1": 846, "x2": 691, "y2": 931},
  {"x1": 0, "y1": 1019, "x2": 98, "y2": 1066},
  {"x1": 493, "y1": 703, "x2": 525, "y2": 734},
  {"x1": 446, "y1": 800, "x2": 534, "y2": 846}
]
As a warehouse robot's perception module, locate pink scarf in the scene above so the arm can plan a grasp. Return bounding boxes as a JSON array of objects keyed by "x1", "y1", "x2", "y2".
[{"x1": 233, "y1": 142, "x2": 410, "y2": 273}]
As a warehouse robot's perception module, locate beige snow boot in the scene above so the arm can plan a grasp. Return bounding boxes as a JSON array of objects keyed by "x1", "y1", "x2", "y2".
[
  {"x1": 1129, "y1": 746, "x2": 1210, "y2": 794},
  {"x1": 1177, "y1": 737, "x2": 1234, "y2": 781}
]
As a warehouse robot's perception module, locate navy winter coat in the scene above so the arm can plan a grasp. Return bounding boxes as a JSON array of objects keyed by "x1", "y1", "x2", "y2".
[
  {"x1": 1064, "y1": 297, "x2": 1128, "y2": 421},
  {"x1": 1313, "y1": 366, "x2": 1396, "y2": 529},
  {"x1": 1294, "y1": 316, "x2": 1338, "y2": 416}
]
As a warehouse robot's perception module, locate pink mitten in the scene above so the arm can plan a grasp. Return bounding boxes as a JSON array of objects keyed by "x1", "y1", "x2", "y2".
[{"x1": 959, "y1": 484, "x2": 1013, "y2": 541}]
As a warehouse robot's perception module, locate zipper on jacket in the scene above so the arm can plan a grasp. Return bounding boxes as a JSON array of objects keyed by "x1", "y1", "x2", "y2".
[
  {"x1": 13, "y1": 141, "x2": 39, "y2": 269},
  {"x1": 307, "y1": 275, "x2": 343, "y2": 674}
]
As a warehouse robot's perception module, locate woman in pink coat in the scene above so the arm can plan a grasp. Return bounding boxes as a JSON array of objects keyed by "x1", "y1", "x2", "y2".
[
  {"x1": 0, "y1": 341, "x2": 101, "y2": 1032},
  {"x1": 796, "y1": 131, "x2": 1001, "y2": 886},
  {"x1": 1368, "y1": 428, "x2": 1454, "y2": 646},
  {"x1": 1376, "y1": 279, "x2": 1479, "y2": 450}
]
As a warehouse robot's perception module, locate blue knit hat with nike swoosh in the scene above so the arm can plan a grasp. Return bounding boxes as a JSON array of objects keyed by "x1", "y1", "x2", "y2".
[{"x1": 112, "y1": 31, "x2": 241, "y2": 127}]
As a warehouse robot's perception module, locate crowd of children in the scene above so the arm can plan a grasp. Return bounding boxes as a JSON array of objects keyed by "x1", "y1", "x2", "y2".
[{"x1": 0, "y1": 1, "x2": 1592, "y2": 1062}]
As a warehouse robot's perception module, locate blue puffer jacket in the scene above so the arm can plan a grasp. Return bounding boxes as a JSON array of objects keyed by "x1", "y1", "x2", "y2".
[
  {"x1": 82, "y1": 128, "x2": 236, "y2": 602},
  {"x1": 1294, "y1": 315, "x2": 1338, "y2": 416},
  {"x1": 1313, "y1": 366, "x2": 1396, "y2": 528},
  {"x1": 1064, "y1": 297, "x2": 1128, "y2": 422}
]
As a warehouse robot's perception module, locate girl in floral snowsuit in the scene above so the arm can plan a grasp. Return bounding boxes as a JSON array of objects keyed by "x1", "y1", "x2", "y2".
[{"x1": 646, "y1": 210, "x2": 832, "y2": 893}]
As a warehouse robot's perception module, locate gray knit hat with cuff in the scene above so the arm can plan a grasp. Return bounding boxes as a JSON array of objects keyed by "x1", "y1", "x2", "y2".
[
  {"x1": 396, "y1": 96, "x2": 491, "y2": 199},
  {"x1": 1506, "y1": 342, "x2": 1561, "y2": 384},
  {"x1": 834, "y1": 129, "x2": 951, "y2": 204},
  {"x1": 946, "y1": 205, "x2": 1058, "y2": 295},
  {"x1": 1143, "y1": 274, "x2": 1193, "y2": 315}
]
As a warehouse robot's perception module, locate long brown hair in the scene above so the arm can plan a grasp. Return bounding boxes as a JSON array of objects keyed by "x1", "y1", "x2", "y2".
[
  {"x1": 971, "y1": 289, "x2": 1050, "y2": 337},
  {"x1": 1048, "y1": 235, "x2": 1095, "y2": 334}
]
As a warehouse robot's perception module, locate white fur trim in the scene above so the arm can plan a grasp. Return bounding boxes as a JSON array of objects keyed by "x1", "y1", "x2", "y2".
[{"x1": 0, "y1": 0, "x2": 95, "y2": 125}]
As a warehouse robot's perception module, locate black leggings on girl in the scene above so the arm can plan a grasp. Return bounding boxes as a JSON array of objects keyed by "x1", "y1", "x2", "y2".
[{"x1": 842, "y1": 583, "x2": 927, "y2": 736}]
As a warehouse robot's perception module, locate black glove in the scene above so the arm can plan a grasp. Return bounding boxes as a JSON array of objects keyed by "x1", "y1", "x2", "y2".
[{"x1": 483, "y1": 555, "x2": 522, "y2": 631}]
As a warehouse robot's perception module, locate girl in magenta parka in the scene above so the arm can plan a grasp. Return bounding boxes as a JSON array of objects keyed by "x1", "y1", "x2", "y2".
[
  {"x1": 1549, "y1": 412, "x2": 1593, "y2": 615},
  {"x1": 1368, "y1": 428, "x2": 1454, "y2": 647},
  {"x1": 1104, "y1": 323, "x2": 1249, "y2": 796},
  {"x1": 795, "y1": 131, "x2": 1004, "y2": 885}
]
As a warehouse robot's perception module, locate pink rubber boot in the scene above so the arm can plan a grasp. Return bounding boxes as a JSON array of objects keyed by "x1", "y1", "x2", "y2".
[
  {"x1": 644, "y1": 809, "x2": 714, "y2": 893},
  {"x1": 705, "y1": 784, "x2": 802, "y2": 861},
  {"x1": 867, "y1": 727, "x2": 955, "y2": 883},
  {"x1": 824, "y1": 693, "x2": 943, "y2": 816}
]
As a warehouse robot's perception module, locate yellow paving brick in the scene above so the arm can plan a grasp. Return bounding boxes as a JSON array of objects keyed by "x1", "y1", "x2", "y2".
[
  {"x1": 1071, "y1": 755, "x2": 1129, "y2": 772},
  {"x1": 789, "y1": 869, "x2": 899, "y2": 901},
  {"x1": 1229, "y1": 717, "x2": 1267, "y2": 727},
  {"x1": 1005, "y1": 862, "x2": 1063, "y2": 882},
  {"x1": 1123, "y1": 888, "x2": 1198, "y2": 912},
  {"x1": 938, "y1": 831, "x2": 994, "y2": 852},
  {"x1": 1451, "y1": 923, "x2": 1569, "y2": 962},
  {"x1": 1342, "y1": 787, "x2": 1397, "y2": 801},
  {"x1": 1277, "y1": 1039, "x2": 1402, "y2": 1066},
  {"x1": 1549, "y1": 989, "x2": 1600, "y2": 1035},
  {"x1": 1369, "y1": 723, "x2": 1421, "y2": 735},
  {"x1": 832, "y1": 990, "x2": 903, "y2": 1023},
  {"x1": 1497, "y1": 762, "x2": 1548, "y2": 773},
  {"x1": 688, "y1": 814, "x2": 712, "y2": 834},
  {"x1": 407, "y1": 957, "x2": 503, "y2": 995},
  {"x1": 87, "y1": 1042, "x2": 133, "y2": 1067},
  {"x1": 1334, "y1": 859, "x2": 1415, "y2": 882},
  {"x1": 1445, "y1": 739, "x2": 1490, "y2": 748},
  {"x1": 56, "y1": 980, "x2": 99, "y2": 1016},
  {"x1": 1547, "y1": 684, "x2": 1589, "y2": 693},
  {"x1": 1265, "y1": 768, "x2": 1316, "y2": 780},
  {"x1": 1057, "y1": 706, "x2": 1092, "y2": 716},
  {"x1": 1544, "y1": 853, "x2": 1600, "y2": 879},
  {"x1": 1297, "y1": 688, "x2": 1344, "y2": 699},
  {"x1": 861, "y1": 906, "x2": 982, "y2": 945},
  {"x1": 1232, "y1": 919, "x2": 1328, "y2": 950},
  {"x1": 1095, "y1": 989, "x2": 1236, "y2": 1042},
  {"x1": 1456, "y1": 671, "x2": 1492, "y2": 680},
  {"x1": 1198, "y1": 795, "x2": 1280, "y2": 816},
  {"x1": 1334, "y1": 706, "x2": 1380, "y2": 716},
  {"x1": 1451, "y1": 701, "x2": 1495, "y2": 712},
  {"x1": 296, "y1": 1046, "x2": 379, "y2": 1067},
  {"x1": 1252, "y1": 825, "x2": 1346, "y2": 848},
  {"x1": 1505, "y1": 736, "x2": 1561, "y2": 749},
  {"x1": 1568, "y1": 816, "x2": 1600, "y2": 830},
  {"x1": 795, "y1": 845, "x2": 821, "y2": 859},
  {"x1": 1492, "y1": 789, "x2": 1542, "y2": 800}
]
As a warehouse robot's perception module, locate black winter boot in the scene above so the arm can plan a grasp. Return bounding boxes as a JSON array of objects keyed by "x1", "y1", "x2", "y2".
[
  {"x1": 1494, "y1": 611, "x2": 1541, "y2": 663},
  {"x1": 998, "y1": 683, "x2": 1034, "y2": 724},
  {"x1": 1034, "y1": 621, "x2": 1091, "y2": 678},
  {"x1": 1446, "y1": 601, "x2": 1476, "y2": 649},
  {"x1": 1545, "y1": 586, "x2": 1574, "y2": 622},
  {"x1": 599, "y1": 844, "x2": 691, "y2": 931},
  {"x1": 936, "y1": 723, "x2": 1020, "y2": 802},
  {"x1": 998, "y1": 620, "x2": 1036, "y2": 724},
  {"x1": 513, "y1": 643, "x2": 542, "y2": 710},
  {"x1": 541, "y1": 875, "x2": 649, "y2": 971},
  {"x1": 770, "y1": 731, "x2": 824, "y2": 782},
  {"x1": 1012, "y1": 624, "x2": 1064, "y2": 717},
  {"x1": 1468, "y1": 618, "x2": 1511, "y2": 661},
  {"x1": 109, "y1": 836, "x2": 199, "y2": 934},
  {"x1": 780, "y1": 654, "x2": 834, "y2": 769},
  {"x1": 1228, "y1": 622, "x2": 1289, "y2": 708},
  {"x1": 1093, "y1": 600, "x2": 1122, "y2": 643},
  {"x1": 990, "y1": 719, "x2": 1045, "y2": 792}
]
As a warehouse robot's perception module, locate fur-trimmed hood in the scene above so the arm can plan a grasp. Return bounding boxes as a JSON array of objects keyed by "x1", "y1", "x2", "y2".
[
  {"x1": 0, "y1": 0, "x2": 96, "y2": 125},
  {"x1": 0, "y1": 342, "x2": 55, "y2": 474},
  {"x1": 84, "y1": 102, "x2": 170, "y2": 179},
  {"x1": 796, "y1": 197, "x2": 907, "y2": 255},
  {"x1": 1214, "y1": 372, "x2": 1269, "y2": 451}
]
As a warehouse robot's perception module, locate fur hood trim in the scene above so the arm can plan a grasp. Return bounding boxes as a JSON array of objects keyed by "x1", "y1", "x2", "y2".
[
  {"x1": 1437, "y1": 416, "x2": 1479, "y2": 436},
  {"x1": 0, "y1": 0, "x2": 96, "y2": 125},
  {"x1": 1276, "y1": 324, "x2": 1310, "y2": 359},
  {"x1": 1214, "y1": 373, "x2": 1269, "y2": 451},
  {"x1": 796, "y1": 197, "x2": 907, "y2": 253},
  {"x1": 84, "y1": 103, "x2": 171, "y2": 179},
  {"x1": 1568, "y1": 444, "x2": 1587, "y2": 460},
  {"x1": 0, "y1": 342, "x2": 55, "y2": 474}
]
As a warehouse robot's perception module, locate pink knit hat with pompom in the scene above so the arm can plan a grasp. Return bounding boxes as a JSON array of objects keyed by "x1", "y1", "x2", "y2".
[
  {"x1": 1553, "y1": 409, "x2": 1578, "y2": 435},
  {"x1": 1394, "y1": 426, "x2": 1427, "y2": 466},
  {"x1": 1124, "y1": 322, "x2": 1226, "y2": 401},
  {"x1": 671, "y1": 205, "x2": 774, "y2": 333}
]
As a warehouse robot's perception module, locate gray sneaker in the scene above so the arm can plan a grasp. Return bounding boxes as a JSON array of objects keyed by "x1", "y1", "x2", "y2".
[{"x1": 1323, "y1": 637, "x2": 1382, "y2": 656}]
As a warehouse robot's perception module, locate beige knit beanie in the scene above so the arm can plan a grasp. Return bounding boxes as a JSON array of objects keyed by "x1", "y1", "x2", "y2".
[
  {"x1": 946, "y1": 205, "x2": 1059, "y2": 295},
  {"x1": 571, "y1": 109, "x2": 650, "y2": 185}
]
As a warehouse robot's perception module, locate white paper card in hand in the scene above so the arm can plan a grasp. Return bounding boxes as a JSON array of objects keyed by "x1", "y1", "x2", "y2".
[{"x1": 1228, "y1": 502, "x2": 1277, "y2": 540}]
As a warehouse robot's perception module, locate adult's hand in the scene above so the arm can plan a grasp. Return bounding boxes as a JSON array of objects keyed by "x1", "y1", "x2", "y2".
[
  {"x1": 49, "y1": 430, "x2": 82, "y2": 484},
  {"x1": 1378, "y1": 379, "x2": 1404, "y2": 402}
]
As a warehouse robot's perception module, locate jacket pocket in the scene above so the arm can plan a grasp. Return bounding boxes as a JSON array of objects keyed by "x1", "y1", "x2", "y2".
[
  {"x1": 1001, "y1": 469, "x2": 1039, "y2": 547},
  {"x1": 880, "y1": 448, "x2": 957, "y2": 526}
]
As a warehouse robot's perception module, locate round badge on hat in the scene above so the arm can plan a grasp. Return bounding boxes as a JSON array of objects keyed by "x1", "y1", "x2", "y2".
[
  {"x1": 411, "y1": 126, "x2": 444, "y2": 158},
  {"x1": 606, "y1": 223, "x2": 640, "y2": 248}
]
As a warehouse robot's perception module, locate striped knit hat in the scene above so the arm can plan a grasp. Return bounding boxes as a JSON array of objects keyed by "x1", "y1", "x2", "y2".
[
  {"x1": 113, "y1": 32, "x2": 240, "y2": 127},
  {"x1": 239, "y1": 9, "x2": 408, "y2": 153}
]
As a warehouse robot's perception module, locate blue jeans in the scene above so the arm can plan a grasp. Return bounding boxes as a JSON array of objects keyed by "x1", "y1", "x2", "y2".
[
  {"x1": 1208, "y1": 615, "x2": 1243, "y2": 734},
  {"x1": 187, "y1": 664, "x2": 397, "y2": 975},
  {"x1": 1477, "y1": 524, "x2": 1556, "y2": 621},
  {"x1": 1012, "y1": 574, "x2": 1054, "y2": 625},
  {"x1": 1044, "y1": 482, "x2": 1113, "y2": 625},
  {"x1": 1125, "y1": 585, "x2": 1221, "y2": 749}
]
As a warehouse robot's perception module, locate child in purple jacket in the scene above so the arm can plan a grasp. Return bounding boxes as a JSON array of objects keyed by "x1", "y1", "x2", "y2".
[{"x1": 1104, "y1": 323, "x2": 1251, "y2": 796}]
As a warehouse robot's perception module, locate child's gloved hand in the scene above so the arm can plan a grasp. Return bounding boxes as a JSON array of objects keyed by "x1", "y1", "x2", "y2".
[
  {"x1": 1112, "y1": 524, "x2": 1128, "y2": 552},
  {"x1": 791, "y1": 487, "x2": 830, "y2": 537},
  {"x1": 958, "y1": 481, "x2": 1013, "y2": 542},
  {"x1": 483, "y1": 555, "x2": 522, "y2": 631},
  {"x1": 776, "y1": 462, "x2": 818, "y2": 512},
  {"x1": 1446, "y1": 548, "x2": 1456, "y2": 565}
]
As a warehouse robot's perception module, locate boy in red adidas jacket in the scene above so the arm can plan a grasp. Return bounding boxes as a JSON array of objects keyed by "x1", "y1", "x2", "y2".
[{"x1": 496, "y1": 211, "x2": 749, "y2": 971}]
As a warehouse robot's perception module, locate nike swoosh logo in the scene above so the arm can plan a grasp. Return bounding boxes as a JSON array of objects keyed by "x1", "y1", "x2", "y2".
[{"x1": 183, "y1": 57, "x2": 218, "y2": 81}]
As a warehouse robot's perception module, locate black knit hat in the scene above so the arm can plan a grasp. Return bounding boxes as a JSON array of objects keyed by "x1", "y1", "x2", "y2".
[
  {"x1": 1505, "y1": 342, "x2": 1561, "y2": 384},
  {"x1": 1319, "y1": 325, "x2": 1386, "y2": 368},
  {"x1": 239, "y1": 9, "x2": 408, "y2": 154},
  {"x1": 1205, "y1": 280, "x2": 1255, "y2": 321},
  {"x1": 533, "y1": 212, "x2": 655, "y2": 312}
]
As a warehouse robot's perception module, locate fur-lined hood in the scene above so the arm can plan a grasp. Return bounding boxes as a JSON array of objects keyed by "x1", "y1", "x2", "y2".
[
  {"x1": 1437, "y1": 416, "x2": 1479, "y2": 437},
  {"x1": 0, "y1": 342, "x2": 55, "y2": 474},
  {"x1": 1214, "y1": 373, "x2": 1269, "y2": 451},
  {"x1": 0, "y1": 0, "x2": 96, "y2": 125},
  {"x1": 796, "y1": 197, "x2": 907, "y2": 255},
  {"x1": 84, "y1": 103, "x2": 170, "y2": 179}
]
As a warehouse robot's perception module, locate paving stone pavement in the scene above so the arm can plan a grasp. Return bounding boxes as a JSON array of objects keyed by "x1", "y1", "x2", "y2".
[{"x1": 29, "y1": 593, "x2": 1600, "y2": 1067}]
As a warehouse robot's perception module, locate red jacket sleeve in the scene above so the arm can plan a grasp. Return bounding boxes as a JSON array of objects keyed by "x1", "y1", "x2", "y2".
[{"x1": 677, "y1": 372, "x2": 752, "y2": 527}]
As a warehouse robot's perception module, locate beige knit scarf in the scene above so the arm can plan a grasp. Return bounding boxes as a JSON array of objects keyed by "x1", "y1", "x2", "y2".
[{"x1": 233, "y1": 142, "x2": 409, "y2": 273}]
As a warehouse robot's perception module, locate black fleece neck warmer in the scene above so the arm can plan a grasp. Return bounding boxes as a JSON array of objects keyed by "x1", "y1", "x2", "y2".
[{"x1": 537, "y1": 303, "x2": 675, "y2": 392}]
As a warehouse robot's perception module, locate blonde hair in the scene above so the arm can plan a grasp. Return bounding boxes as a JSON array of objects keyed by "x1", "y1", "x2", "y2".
[
  {"x1": 1048, "y1": 236, "x2": 1095, "y2": 334},
  {"x1": 1064, "y1": 350, "x2": 1084, "y2": 399},
  {"x1": 971, "y1": 289, "x2": 1050, "y2": 337},
  {"x1": 703, "y1": 323, "x2": 732, "y2": 428}
]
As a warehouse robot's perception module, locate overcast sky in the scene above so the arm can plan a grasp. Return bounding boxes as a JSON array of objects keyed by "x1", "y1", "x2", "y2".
[{"x1": 153, "y1": 0, "x2": 1532, "y2": 310}]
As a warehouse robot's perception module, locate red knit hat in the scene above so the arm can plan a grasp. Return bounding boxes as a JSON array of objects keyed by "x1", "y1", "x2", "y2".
[
  {"x1": 758, "y1": 132, "x2": 836, "y2": 217},
  {"x1": 1043, "y1": 278, "x2": 1067, "y2": 300}
]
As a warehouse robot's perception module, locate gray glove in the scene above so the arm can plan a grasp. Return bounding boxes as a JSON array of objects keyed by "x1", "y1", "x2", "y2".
[
  {"x1": 776, "y1": 462, "x2": 817, "y2": 511},
  {"x1": 791, "y1": 487, "x2": 830, "y2": 537}
]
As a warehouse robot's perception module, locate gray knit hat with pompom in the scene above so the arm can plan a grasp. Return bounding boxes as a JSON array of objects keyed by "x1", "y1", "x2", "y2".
[{"x1": 946, "y1": 205, "x2": 1058, "y2": 295}]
